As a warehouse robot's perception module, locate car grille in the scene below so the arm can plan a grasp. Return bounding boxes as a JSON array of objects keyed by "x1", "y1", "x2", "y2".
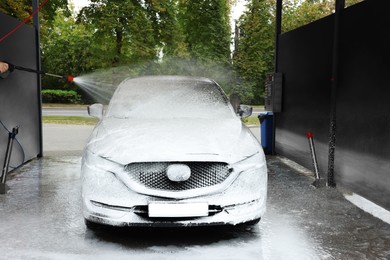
[{"x1": 125, "y1": 162, "x2": 231, "y2": 191}]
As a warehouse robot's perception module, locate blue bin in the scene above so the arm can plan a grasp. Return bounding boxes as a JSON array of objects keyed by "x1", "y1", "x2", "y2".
[{"x1": 258, "y1": 111, "x2": 274, "y2": 155}]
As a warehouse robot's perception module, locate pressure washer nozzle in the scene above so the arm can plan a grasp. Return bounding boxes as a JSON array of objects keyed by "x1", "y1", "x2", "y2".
[{"x1": 63, "y1": 75, "x2": 74, "y2": 82}]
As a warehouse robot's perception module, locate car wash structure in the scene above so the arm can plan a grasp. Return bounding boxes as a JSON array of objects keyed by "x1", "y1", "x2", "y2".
[
  {"x1": 268, "y1": 0, "x2": 390, "y2": 211},
  {"x1": 0, "y1": 0, "x2": 47, "y2": 191},
  {"x1": 1, "y1": 0, "x2": 390, "y2": 216}
]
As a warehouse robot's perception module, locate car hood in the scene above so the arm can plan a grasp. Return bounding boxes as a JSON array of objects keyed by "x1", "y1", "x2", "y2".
[{"x1": 85, "y1": 117, "x2": 260, "y2": 165}]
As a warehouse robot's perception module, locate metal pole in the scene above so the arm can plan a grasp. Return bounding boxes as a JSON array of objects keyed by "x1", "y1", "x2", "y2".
[
  {"x1": 307, "y1": 131, "x2": 327, "y2": 188},
  {"x1": 307, "y1": 132, "x2": 320, "y2": 180},
  {"x1": 1, "y1": 136, "x2": 13, "y2": 184},
  {"x1": 32, "y1": 0, "x2": 43, "y2": 158},
  {"x1": 327, "y1": 0, "x2": 345, "y2": 187},
  {"x1": 1, "y1": 127, "x2": 18, "y2": 194},
  {"x1": 274, "y1": 0, "x2": 283, "y2": 73},
  {"x1": 271, "y1": 0, "x2": 283, "y2": 155}
]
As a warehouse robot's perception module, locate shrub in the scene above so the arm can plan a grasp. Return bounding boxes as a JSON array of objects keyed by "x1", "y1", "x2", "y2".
[{"x1": 42, "y1": 89, "x2": 82, "y2": 104}]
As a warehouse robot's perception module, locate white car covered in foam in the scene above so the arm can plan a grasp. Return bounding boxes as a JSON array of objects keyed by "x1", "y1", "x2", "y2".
[{"x1": 81, "y1": 75, "x2": 267, "y2": 228}]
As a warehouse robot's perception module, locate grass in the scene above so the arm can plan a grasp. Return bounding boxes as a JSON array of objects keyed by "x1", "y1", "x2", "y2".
[
  {"x1": 251, "y1": 105, "x2": 265, "y2": 109},
  {"x1": 43, "y1": 116, "x2": 98, "y2": 125},
  {"x1": 242, "y1": 115, "x2": 260, "y2": 126},
  {"x1": 42, "y1": 103, "x2": 89, "y2": 108},
  {"x1": 43, "y1": 115, "x2": 261, "y2": 126},
  {"x1": 43, "y1": 115, "x2": 260, "y2": 126}
]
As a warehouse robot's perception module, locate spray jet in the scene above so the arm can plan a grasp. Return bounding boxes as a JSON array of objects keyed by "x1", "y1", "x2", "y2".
[{"x1": 0, "y1": 62, "x2": 74, "y2": 82}]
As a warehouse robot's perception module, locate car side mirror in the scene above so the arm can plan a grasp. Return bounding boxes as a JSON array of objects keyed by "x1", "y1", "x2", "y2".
[
  {"x1": 238, "y1": 104, "x2": 252, "y2": 119},
  {"x1": 88, "y1": 103, "x2": 103, "y2": 120}
]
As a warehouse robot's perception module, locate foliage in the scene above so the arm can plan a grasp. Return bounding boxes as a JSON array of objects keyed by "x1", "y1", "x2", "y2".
[
  {"x1": 77, "y1": 0, "x2": 163, "y2": 67},
  {"x1": 0, "y1": 0, "x2": 32, "y2": 21},
  {"x1": 233, "y1": 0, "x2": 275, "y2": 104},
  {"x1": 73, "y1": 0, "x2": 235, "y2": 100},
  {"x1": 282, "y1": 0, "x2": 334, "y2": 32},
  {"x1": 4, "y1": 0, "x2": 366, "y2": 106},
  {"x1": 173, "y1": 0, "x2": 235, "y2": 96},
  {"x1": 0, "y1": 0, "x2": 69, "y2": 24},
  {"x1": 42, "y1": 89, "x2": 82, "y2": 104},
  {"x1": 41, "y1": 10, "x2": 96, "y2": 90},
  {"x1": 241, "y1": 115, "x2": 260, "y2": 126},
  {"x1": 283, "y1": 0, "x2": 364, "y2": 32},
  {"x1": 178, "y1": 0, "x2": 232, "y2": 64},
  {"x1": 42, "y1": 116, "x2": 97, "y2": 125},
  {"x1": 144, "y1": 0, "x2": 188, "y2": 57}
]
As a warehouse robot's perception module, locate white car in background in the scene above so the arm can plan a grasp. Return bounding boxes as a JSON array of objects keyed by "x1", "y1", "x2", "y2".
[{"x1": 81, "y1": 75, "x2": 267, "y2": 228}]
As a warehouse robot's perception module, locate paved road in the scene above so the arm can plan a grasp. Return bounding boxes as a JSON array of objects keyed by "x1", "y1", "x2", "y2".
[
  {"x1": 253, "y1": 107, "x2": 264, "y2": 114},
  {"x1": 42, "y1": 124, "x2": 94, "y2": 156},
  {"x1": 42, "y1": 107, "x2": 89, "y2": 117}
]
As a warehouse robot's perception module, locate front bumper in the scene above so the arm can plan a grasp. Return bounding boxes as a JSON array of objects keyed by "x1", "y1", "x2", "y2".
[
  {"x1": 81, "y1": 156, "x2": 267, "y2": 227},
  {"x1": 84, "y1": 198, "x2": 265, "y2": 227}
]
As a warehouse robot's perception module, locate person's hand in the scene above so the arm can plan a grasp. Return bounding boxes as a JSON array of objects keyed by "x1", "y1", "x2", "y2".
[{"x1": 0, "y1": 62, "x2": 9, "y2": 73}]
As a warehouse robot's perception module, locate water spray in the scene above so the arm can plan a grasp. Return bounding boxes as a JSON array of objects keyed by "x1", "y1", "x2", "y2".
[{"x1": 0, "y1": 62, "x2": 74, "y2": 82}]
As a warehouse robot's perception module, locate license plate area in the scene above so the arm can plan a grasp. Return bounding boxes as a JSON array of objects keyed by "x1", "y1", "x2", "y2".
[{"x1": 148, "y1": 202, "x2": 209, "y2": 218}]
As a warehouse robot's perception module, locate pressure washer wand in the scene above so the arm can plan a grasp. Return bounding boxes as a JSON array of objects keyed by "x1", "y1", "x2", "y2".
[
  {"x1": 45, "y1": 72, "x2": 64, "y2": 79},
  {"x1": 1, "y1": 62, "x2": 74, "y2": 82}
]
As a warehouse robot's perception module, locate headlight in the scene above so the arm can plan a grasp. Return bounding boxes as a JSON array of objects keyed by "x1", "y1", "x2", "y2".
[
  {"x1": 229, "y1": 152, "x2": 265, "y2": 174},
  {"x1": 83, "y1": 150, "x2": 123, "y2": 174},
  {"x1": 83, "y1": 150, "x2": 138, "y2": 192}
]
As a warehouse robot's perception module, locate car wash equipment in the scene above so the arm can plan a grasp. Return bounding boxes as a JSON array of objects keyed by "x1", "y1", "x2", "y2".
[
  {"x1": 0, "y1": 126, "x2": 19, "y2": 194},
  {"x1": 307, "y1": 132, "x2": 327, "y2": 188},
  {"x1": 0, "y1": 62, "x2": 74, "y2": 82}
]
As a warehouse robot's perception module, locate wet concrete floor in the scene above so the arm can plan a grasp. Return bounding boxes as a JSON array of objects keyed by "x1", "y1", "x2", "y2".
[
  {"x1": 0, "y1": 125, "x2": 389, "y2": 259},
  {"x1": 1, "y1": 153, "x2": 390, "y2": 259}
]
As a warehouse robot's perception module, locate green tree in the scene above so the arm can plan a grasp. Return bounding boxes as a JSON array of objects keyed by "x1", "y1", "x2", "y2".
[
  {"x1": 166, "y1": 0, "x2": 236, "y2": 96},
  {"x1": 143, "y1": 0, "x2": 189, "y2": 58},
  {"x1": 41, "y1": 9, "x2": 95, "y2": 90},
  {"x1": 78, "y1": 0, "x2": 157, "y2": 66},
  {"x1": 0, "y1": 1, "x2": 32, "y2": 21},
  {"x1": 0, "y1": 0, "x2": 69, "y2": 24},
  {"x1": 233, "y1": 0, "x2": 275, "y2": 104},
  {"x1": 179, "y1": 0, "x2": 232, "y2": 63},
  {"x1": 282, "y1": 0, "x2": 334, "y2": 32},
  {"x1": 283, "y1": 0, "x2": 364, "y2": 32}
]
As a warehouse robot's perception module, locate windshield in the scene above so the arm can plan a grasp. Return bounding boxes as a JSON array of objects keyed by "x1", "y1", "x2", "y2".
[{"x1": 106, "y1": 76, "x2": 235, "y2": 119}]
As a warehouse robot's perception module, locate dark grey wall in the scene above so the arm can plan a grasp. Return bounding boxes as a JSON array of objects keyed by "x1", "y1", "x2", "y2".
[
  {"x1": 275, "y1": 15, "x2": 334, "y2": 175},
  {"x1": 0, "y1": 13, "x2": 41, "y2": 170},
  {"x1": 275, "y1": 0, "x2": 390, "y2": 210},
  {"x1": 335, "y1": 1, "x2": 390, "y2": 209}
]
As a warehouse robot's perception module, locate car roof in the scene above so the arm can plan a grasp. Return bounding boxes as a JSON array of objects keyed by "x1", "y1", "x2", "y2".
[
  {"x1": 106, "y1": 75, "x2": 235, "y2": 119},
  {"x1": 117, "y1": 75, "x2": 214, "y2": 90}
]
